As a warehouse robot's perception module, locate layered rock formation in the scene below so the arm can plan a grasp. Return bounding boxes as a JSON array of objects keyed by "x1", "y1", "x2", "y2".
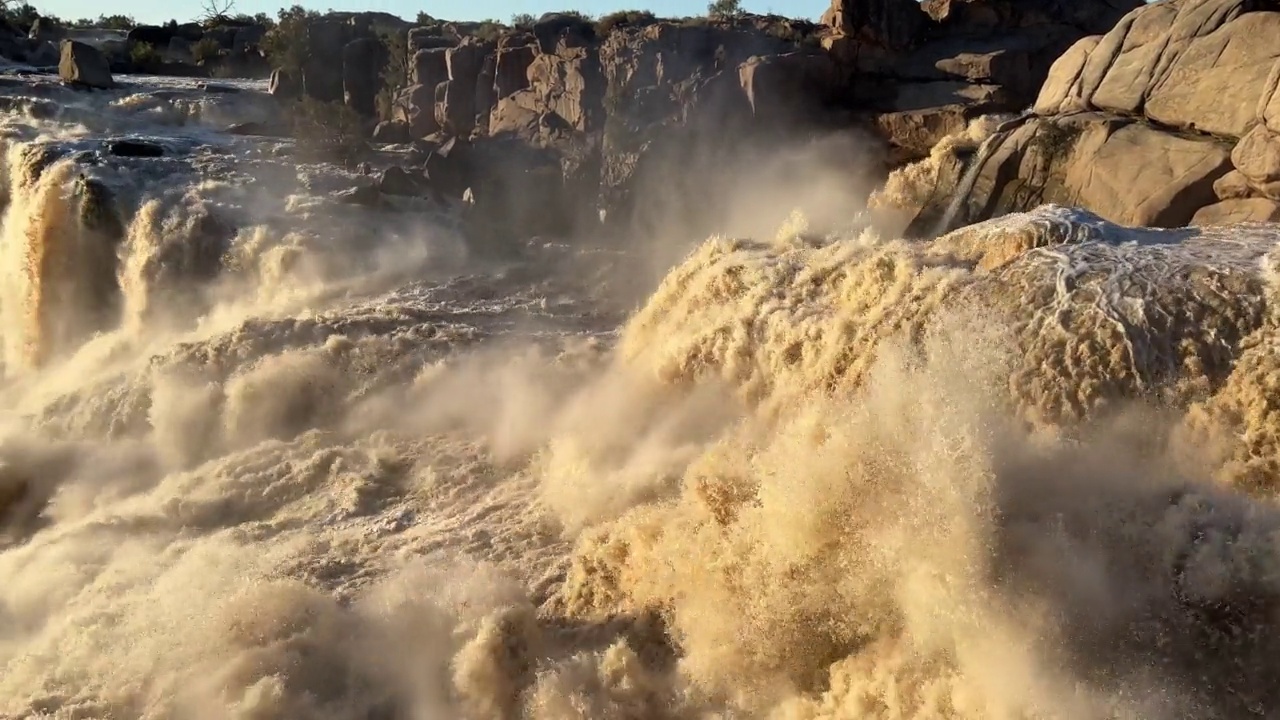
[
  {"x1": 912, "y1": 0, "x2": 1280, "y2": 235},
  {"x1": 380, "y1": 0, "x2": 1140, "y2": 241}
]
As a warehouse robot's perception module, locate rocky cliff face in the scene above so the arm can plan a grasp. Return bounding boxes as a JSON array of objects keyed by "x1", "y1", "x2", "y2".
[
  {"x1": 910, "y1": 0, "x2": 1280, "y2": 235},
  {"x1": 379, "y1": 0, "x2": 1139, "y2": 242}
]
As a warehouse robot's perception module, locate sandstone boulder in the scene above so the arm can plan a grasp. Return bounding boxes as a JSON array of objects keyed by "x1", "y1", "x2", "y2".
[
  {"x1": 1192, "y1": 198, "x2": 1280, "y2": 226},
  {"x1": 1035, "y1": 0, "x2": 1280, "y2": 137},
  {"x1": 919, "y1": 113, "x2": 1232, "y2": 234},
  {"x1": 1230, "y1": 123, "x2": 1280, "y2": 193},
  {"x1": 59, "y1": 40, "x2": 113, "y2": 89}
]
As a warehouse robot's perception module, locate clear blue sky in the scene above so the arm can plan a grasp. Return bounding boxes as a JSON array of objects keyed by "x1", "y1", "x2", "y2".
[{"x1": 30, "y1": 0, "x2": 828, "y2": 25}]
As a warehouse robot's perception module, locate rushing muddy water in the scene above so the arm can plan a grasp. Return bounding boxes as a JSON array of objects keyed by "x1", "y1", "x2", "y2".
[{"x1": 1, "y1": 73, "x2": 1280, "y2": 720}]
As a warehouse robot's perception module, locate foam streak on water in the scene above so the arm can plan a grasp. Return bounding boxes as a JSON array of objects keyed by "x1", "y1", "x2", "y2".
[{"x1": 3, "y1": 76, "x2": 1280, "y2": 720}]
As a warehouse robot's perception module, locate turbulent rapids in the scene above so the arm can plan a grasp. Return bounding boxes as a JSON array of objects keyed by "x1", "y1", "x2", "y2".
[{"x1": 5, "y1": 72, "x2": 1280, "y2": 720}]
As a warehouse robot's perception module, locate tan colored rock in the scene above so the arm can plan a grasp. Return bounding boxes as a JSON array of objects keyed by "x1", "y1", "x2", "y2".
[
  {"x1": 1034, "y1": 36, "x2": 1100, "y2": 115},
  {"x1": 1231, "y1": 123, "x2": 1280, "y2": 186},
  {"x1": 1192, "y1": 198, "x2": 1280, "y2": 225},
  {"x1": 58, "y1": 39, "x2": 113, "y2": 88},
  {"x1": 1083, "y1": 1, "x2": 1178, "y2": 115},
  {"x1": 527, "y1": 49, "x2": 604, "y2": 133},
  {"x1": 891, "y1": 81, "x2": 1007, "y2": 112},
  {"x1": 1145, "y1": 11, "x2": 1280, "y2": 137},
  {"x1": 873, "y1": 106, "x2": 970, "y2": 162},
  {"x1": 1068, "y1": 121, "x2": 1231, "y2": 227},
  {"x1": 1038, "y1": 0, "x2": 1280, "y2": 137},
  {"x1": 1214, "y1": 170, "x2": 1254, "y2": 201},
  {"x1": 939, "y1": 115, "x2": 1231, "y2": 231}
]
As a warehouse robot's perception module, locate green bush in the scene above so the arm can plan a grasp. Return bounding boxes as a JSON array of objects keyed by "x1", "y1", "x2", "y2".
[
  {"x1": 192, "y1": 36, "x2": 222, "y2": 64},
  {"x1": 471, "y1": 19, "x2": 506, "y2": 42},
  {"x1": 510, "y1": 12, "x2": 535, "y2": 29},
  {"x1": 261, "y1": 5, "x2": 319, "y2": 73},
  {"x1": 129, "y1": 41, "x2": 162, "y2": 71},
  {"x1": 290, "y1": 97, "x2": 367, "y2": 162},
  {"x1": 594, "y1": 9, "x2": 656, "y2": 35},
  {"x1": 707, "y1": 0, "x2": 744, "y2": 19},
  {"x1": 375, "y1": 29, "x2": 407, "y2": 122}
]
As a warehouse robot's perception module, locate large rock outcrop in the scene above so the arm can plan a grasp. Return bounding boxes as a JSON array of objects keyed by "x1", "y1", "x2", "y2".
[
  {"x1": 912, "y1": 0, "x2": 1280, "y2": 235},
  {"x1": 848, "y1": 0, "x2": 1142, "y2": 162},
  {"x1": 381, "y1": 0, "x2": 1142, "y2": 242},
  {"x1": 59, "y1": 40, "x2": 114, "y2": 89}
]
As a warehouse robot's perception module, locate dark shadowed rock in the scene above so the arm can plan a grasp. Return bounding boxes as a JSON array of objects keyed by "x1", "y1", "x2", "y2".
[
  {"x1": 335, "y1": 184, "x2": 383, "y2": 206},
  {"x1": 373, "y1": 120, "x2": 413, "y2": 143},
  {"x1": 1193, "y1": 198, "x2": 1280, "y2": 226},
  {"x1": 378, "y1": 165, "x2": 427, "y2": 196},
  {"x1": 302, "y1": 21, "x2": 349, "y2": 103},
  {"x1": 435, "y1": 80, "x2": 475, "y2": 135},
  {"x1": 269, "y1": 68, "x2": 301, "y2": 99},
  {"x1": 59, "y1": 40, "x2": 113, "y2": 89},
  {"x1": 476, "y1": 54, "x2": 497, "y2": 130},
  {"x1": 396, "y1": 83, "x2": 441, "y2": 137},
  {"x1": 107, "y1": 140, "x2": 165, "y2": 158},
  {"x1": 739, "y1": 51, "x2": 840, "y2": 126},
  {"x1": 411, "y1": 48, "x2": 449, "y2": 89},
  {"x1": 494, "y1": 44, "x2": 535, "y2": 100},
  {"x1": 343, "y1": 37, "x2": 383, "y2": 117},
  {"x1": 408, "y1": 27, "x2": 455, "y2": 51},
  {"x1": 533, "y1": 13, "x2": 596, "y2": 54},
  {"x1": 823, "y1": 0, "x2": 926, "y2": 51},
  {"x1": 29, "y1": 17, "x2": 64, "y2": 44}
]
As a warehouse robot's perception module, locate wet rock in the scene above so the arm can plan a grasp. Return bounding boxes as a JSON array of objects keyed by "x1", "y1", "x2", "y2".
[
  {"x1": 59, "y1": 40, "x2": 113, "y2": 89},
  {"x1": 335, "y1": 184, "x2": 383, "y2": 206},
  {"x1": 197, "y1": 82, "x2": 240, "y2": 93},
  {"x1": 372, "y1": 120, "x2": 412, "y2": 143},
  {"x1": 378, "y1": 166, "x2": 426, "y2": 196},
  {"x1": 423, "y1": 136, "x2": 471, "y2": 198},
  {"x1": 269, "y1": 68, "x2": 301, "y2": 99},
  {"x1": 107, "y1": 140, "x2": 165, "y2": 158}
]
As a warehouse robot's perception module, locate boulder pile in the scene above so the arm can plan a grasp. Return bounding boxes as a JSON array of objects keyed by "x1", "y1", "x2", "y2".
[{"x1": 910, "y1": 0, "x2": 1280, "y2": 234}]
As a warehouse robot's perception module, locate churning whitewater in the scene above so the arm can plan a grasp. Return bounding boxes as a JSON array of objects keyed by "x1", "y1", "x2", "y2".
[{"x1": 3, "y1": 72, "x2": 1280, "y2": 720}]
